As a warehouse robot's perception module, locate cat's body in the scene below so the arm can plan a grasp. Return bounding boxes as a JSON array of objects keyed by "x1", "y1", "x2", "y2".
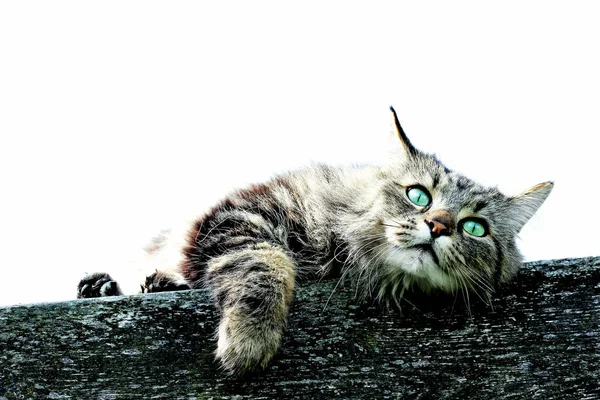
[{"x1": 77, "y1": 108, "x2": 553, "y2": 374}]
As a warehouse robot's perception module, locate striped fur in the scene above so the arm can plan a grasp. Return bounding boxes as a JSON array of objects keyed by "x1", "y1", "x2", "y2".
[{"x1": 77, "y1": 108, "x2": 553, "y2": 374}]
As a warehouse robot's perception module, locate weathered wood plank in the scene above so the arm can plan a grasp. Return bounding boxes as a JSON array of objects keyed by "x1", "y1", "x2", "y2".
[{"x1": 1, "y1": 257, "x2": 599, "y2": 399}]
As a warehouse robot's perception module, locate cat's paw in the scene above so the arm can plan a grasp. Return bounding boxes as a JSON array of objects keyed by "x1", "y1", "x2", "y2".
[
  {"x1": 141, "y1": 271, "x2": 191, "y2": 293},
  {"x1": 215, "y1": 307, "x2": 282, "y2": 375},
  {"x1": 77, "y1": 272, "x2": 121, "y2": 298}
]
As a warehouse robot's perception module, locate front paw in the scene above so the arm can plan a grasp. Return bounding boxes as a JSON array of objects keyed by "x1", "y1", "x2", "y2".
[
  {"x1": 77, "y1": 273, "x2": 121, "y2": 298},
  {"x1": 141, "y1": 271, "x2": 191, "y2": 293},
  {"x1": 216, "y1": 308, "x2": 283, "y2": 375}
]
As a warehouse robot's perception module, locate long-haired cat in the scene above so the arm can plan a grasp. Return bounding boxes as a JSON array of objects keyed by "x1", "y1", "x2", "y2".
[{"x1": 77, "y1": 107, "x2": 553, "y2": 374}]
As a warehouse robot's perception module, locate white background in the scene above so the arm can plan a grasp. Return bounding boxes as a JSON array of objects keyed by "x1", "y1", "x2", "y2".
[{"x1": 1, "y1": 2, "x2": 598, "y2": 306}]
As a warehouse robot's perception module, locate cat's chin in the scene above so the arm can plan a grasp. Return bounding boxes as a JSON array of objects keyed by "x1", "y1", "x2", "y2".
[{"x1": 383, "y1": 246, "x2": 455, "y2": 292}]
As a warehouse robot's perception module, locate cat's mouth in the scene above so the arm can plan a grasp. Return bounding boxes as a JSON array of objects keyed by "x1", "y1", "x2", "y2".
[{"x1": 410, "y1": 243, "x2": 440, "y2": 265}]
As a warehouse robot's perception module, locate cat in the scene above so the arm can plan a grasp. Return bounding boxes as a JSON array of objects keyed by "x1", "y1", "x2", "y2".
[{"x1": 77, "y1": 107, "x2": 553, "y2": 374}]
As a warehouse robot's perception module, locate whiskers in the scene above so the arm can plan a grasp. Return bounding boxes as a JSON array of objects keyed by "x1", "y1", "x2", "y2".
[
  {"x1": 321, "y1": 218, "x2": 496, "y2": 320},
  {"x1": 380, "y1": 223, "x2": 405, "y2": 229},
  {"x1": 380, "y1": 218, "x2": 415, "y2": 232},
  {"x1": 447, "y1": 246, "x2": 495, "y2": 317},
  {"x1": 321, "y1": 231, "x2": 391, "y2": 313}
]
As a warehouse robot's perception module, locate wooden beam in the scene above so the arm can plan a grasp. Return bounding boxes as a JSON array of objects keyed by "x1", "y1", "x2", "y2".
[{"x1": 1, "y1": 257, "x2": 599, "y2": 399}]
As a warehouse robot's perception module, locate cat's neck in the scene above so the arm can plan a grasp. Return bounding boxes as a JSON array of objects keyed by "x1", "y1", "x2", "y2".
[
  {"x1": 325, "y1": 164, "x2": 387, "y2": 235},
  {"x1": 336, "y1": 165, "x2": 386, "y2": 211}
]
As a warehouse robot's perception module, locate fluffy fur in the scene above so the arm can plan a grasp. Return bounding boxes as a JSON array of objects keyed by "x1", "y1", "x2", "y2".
[{"x1": 77, "y1": 107, "x2": 553, "y2": 374}]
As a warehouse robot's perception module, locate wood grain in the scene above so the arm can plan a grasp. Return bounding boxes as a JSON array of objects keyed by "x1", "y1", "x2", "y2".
[{"x1": 1, "y1": 257, "x2": 599, "y2": 399}]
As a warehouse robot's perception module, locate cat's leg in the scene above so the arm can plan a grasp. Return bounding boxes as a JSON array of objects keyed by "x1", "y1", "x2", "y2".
[{"x1": 206, "y1": 241, "x2": 296, "y2": 374}]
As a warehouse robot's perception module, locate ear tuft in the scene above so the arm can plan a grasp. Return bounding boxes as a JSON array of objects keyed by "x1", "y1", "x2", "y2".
[{"x1": 390, "y1": 106, "x2": 418, "y2": 157}]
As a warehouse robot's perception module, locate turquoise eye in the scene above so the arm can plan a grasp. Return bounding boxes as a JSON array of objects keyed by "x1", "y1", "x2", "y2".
[
  {"x1": 463, "y1": 219, "x2": 487, "y2": 237},
  {"x1": 407, "y1": 187, "x2": 431, "y2": 207}
]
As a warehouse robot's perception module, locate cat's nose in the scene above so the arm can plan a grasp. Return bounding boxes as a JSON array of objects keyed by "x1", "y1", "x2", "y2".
[{"x1": 424, "y1": 210, "x2": 454, "y2": 239}]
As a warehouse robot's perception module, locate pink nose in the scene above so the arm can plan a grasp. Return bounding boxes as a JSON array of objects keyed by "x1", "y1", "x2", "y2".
[{"x1": 424, "y1": 210, "x2": 454, "y2": 238}]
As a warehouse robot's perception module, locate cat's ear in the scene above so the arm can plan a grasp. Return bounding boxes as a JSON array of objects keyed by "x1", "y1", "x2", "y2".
[
  {"x1": 389, "y1": 106, "x2": 419, "y2": 158},
  {"x1": 508, "y1": 181, "x2": 554, "y2": 232}
]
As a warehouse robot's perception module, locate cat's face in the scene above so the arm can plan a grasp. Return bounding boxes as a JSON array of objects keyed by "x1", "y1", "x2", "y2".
[{"x1": 375, "y1": 108, "x2": 552, "y2": 299}]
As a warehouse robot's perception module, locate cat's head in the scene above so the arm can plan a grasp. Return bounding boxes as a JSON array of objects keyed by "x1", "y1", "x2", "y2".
[{"x1": 374, "y1": 107, "x2": 552, "y2": 300}]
